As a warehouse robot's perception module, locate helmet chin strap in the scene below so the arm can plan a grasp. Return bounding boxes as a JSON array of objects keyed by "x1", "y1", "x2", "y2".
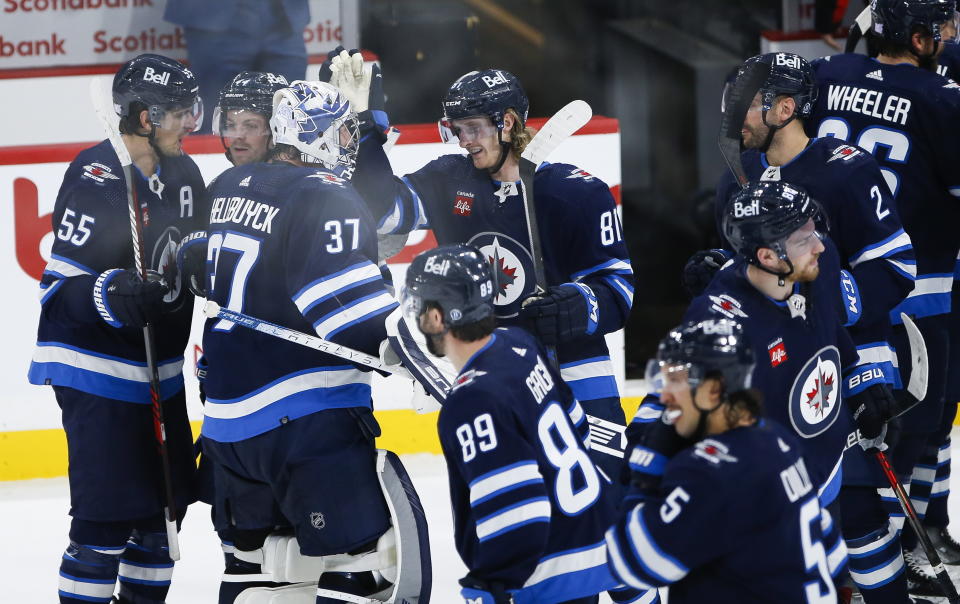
[
  {"x1": 754, "y1": 244, "x2": 794, "y2": 287},
  {"x1": 758, "y1": 110, "x2": 797, "y2": 152},
  {"x1": 687, "y1": 386, "x2": 724, "y2": 443},
  {"x1": 486, "y1": 127, "x2": 512, "y2": 175}
]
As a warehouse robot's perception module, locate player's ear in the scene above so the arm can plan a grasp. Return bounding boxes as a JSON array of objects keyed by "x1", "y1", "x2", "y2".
[
  {"x1": 755, "y1": 247, "x2": 775, "y2": 268},
  {"x1": 138, "y1": 109, "x2": 151, "y2": 132},
  {"x1": 779, "y1": 96, "x2": 796, "y2": 121},
  {"x1": 911, "y1": 29, "x2": 930, "y2": 55}
]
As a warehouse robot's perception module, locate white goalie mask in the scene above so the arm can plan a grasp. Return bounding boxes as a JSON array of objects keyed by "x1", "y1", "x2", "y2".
[{"x1": 270, "y1": 80, "x2": 360, "y2": 178}]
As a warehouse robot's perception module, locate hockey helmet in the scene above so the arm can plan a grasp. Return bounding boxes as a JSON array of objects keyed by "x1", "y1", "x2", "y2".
[
  {"x1": 212, "y1": 71, "x2": 289, "y2": 137},
  {"x1": 738, "y1": 52, "x2": 818, "y2": 120},
  {"x1": 113, "y1": 53, "x2": 202, "y2": 132},
  {"x1": 401, "y1": 244, "x2": 495, "y2": 328},
  {"x1": 871, "y1": 0, "x2": 957, "y2": 44},
  {"x1": 270, "y1": 80, "x2": 360, "y2": 178},
  {"x1": 438, "y1": 69, "x2": 529, "y2": 143},
  {"x1": 647, "y1": 318, "x2": 755, "y2": 397},
  {"x1": 722, "y1": 181, "x2": 825, "y2": 267}
]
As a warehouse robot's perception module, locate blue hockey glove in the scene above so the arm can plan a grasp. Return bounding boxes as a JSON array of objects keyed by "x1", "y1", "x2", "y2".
[
  {"x1": 93, "y1": 269, "x2": 168, "y2": 329},
  {"x1": 459, "y1": 577, "x2": 515, "y2": 604},
  {"x1": 196, "y1": 355, "x2": 208, "y2": 404},
  {"x1": 177, "y1": 230, "x2": 207, "y2": 297},
  {"x1": 520, "y1": 283, "x2": 599, "y2": 347},
  {"x1": 843, "y1": 364, "x2": 898, "y2": 450},
  {"x1": 681, "y1": 248, "x2": 733, "y2": 299},
  {"x1": 628, "y1": 409, "x2": 690, "y2": 493}
]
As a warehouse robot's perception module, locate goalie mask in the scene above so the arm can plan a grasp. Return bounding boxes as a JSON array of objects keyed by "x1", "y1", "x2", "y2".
[
  {"x1": 270, "y1": 80, "x2": 360, "y2": 178},
  {"x1": 722, "y1": 181, "x2": 826, "y2": 283},
  {"x1": 113, "y1": 53, "x2": 203, "y2": 133}
]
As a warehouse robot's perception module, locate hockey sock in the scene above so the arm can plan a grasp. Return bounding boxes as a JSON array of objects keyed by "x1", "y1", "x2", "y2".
[
  {"x1": 59, "y1": 519, "x2": 130, "y2": 603},
  {"x1": 844, "y1": 521, "x2": 909, "y2": 603},
  {"x1": 920, "y1": 439, "x2": 952, "y2": 529},
  {"x1": 116, "y1": 530, "x2": 174, "y2": 603}
]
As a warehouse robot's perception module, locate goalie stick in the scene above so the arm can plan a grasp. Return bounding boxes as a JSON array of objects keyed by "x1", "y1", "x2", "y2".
[
  {"x1": 89, "y1": 77, "x2": 181, "y2": 560},
  {"x1": 202, "y1": 301, "x2": 449, "y2": 408}
]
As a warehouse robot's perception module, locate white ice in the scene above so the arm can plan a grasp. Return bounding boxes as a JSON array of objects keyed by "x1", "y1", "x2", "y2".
[{"x1": 0, "y1": 453, "x2": 620, "y2": 602}]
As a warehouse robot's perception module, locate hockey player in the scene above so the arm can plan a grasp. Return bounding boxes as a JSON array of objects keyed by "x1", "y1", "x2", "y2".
[
  {"x1": 715, "y1": 52, "x2": 917, "y2": 603},
  {"x1": 27, "y1": 54, "x2": 205, "y2": 603},
  {"x1": 325, "y1": 55, "x2": 634, "y2": 481},
  {"x1": 608, "y1": 318, "x2": 840, "y2": 602},
  {"x1": 401, "y1": 244, "x2": 622, "y2": 604},
  {"x1": 213, "y1": 71, "x2": 290, "y2": 167},
  {"x1": 199, "y1": 80, "x2": 429, "y2": 604},
  {"x1": 808, "y1": 0, "x2": 960, "y2": 590}
]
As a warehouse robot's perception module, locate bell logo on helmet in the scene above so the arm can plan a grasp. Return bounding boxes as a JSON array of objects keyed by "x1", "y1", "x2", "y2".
[
  {"x1": 424, "y1": 256, "x2": 451, "y2": 276},
  {"x1": 733, "y1": 199, "x2": 760, "y2": 218},
  {"x1": 142, "y1": 66, "x2": 170, "y2": 86},
  {"x1": 481, "y1": 71, "x2": 509, "y2": 89},
  {"x1": 775, "y1": 53, "x2": 802, "y2": 69}
]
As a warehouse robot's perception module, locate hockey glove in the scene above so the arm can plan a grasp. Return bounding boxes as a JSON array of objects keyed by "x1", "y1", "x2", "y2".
[
  {"x1": 329, "y1": 47, "x2": 389, "y2": 141},
  {"x1": 93, "y1": 269, "x2": 168, "y2": 329},
  {"x1": 843, "y1": 364, "x2": 898, "y2": 449},
  {"x1": 627, "y1": 409, "x2": 690, "y2": 494},
  {"x1": 196, "y1": 355, "x2": 208, "y2": 405},
  {"x1": 519, "y1": 283, "x2": 599, "y2": 347},
  {"x1": 681, "y1": 248, "x2": 733, "y2": 299},
  {"x1": 177, "y1": 230, "x2": 207, "y2": 298},
  {"x1": 459, "y1": 577, "x2": 515, "y2": 604}
]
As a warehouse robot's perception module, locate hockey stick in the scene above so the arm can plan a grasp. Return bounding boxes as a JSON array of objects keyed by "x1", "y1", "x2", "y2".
[
  {"x1": 518, "y1": 99, "x2": 593, "y2": 292},
  {"x1": 845, "y1": 5, "x2": 873, "y2": 54},
  {"x1": 89, "y1": 77, "x2": 181, "y2": 560},
  {"x1": 718, "y1": 60, "x2": 771, "y2": 188},
  {"x1": 901, "y1": 313, "x2": 929, "y2": 405},
  {"x1": 875, "y1": 450, "x2": 960, "y2": 602},
  {"x1": 202, "y1": 301, "x2": 448, "y2": 408}
]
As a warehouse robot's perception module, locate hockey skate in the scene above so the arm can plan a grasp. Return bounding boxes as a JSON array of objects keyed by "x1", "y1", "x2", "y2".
[
  {"x1": 925, "y1": 525, "x2": 960, "y2": 565},
  {"x1": 905, "y1": 546, "x2": 945, "y2": 599}
]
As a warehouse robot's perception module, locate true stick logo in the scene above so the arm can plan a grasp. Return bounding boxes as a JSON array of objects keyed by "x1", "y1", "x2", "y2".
[{"x1": 143, "y1": 66, "x2": 171, "y2": 86}]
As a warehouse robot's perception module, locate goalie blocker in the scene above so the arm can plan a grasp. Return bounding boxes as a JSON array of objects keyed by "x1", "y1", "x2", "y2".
[{"x1": 224, "y1": 450, "x2": 431, "y2": 604}]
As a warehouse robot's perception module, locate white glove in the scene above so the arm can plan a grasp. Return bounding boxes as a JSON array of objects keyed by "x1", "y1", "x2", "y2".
[
  {"x1": 330, "y1": 50, "x2": 371, "y2": 113},
  {"x1": 379, "y1": 338, "x2": 411, "y2": 379},
  {"x1": 378, "y1": 338, "x2": 440, "y2": 414}
]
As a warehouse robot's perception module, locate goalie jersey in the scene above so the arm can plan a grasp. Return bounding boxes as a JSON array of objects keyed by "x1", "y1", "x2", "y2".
[
  {"x1": 28, "y1": 140, "x2": 205, "y2": 402},
  {"x1": 607, "y1": 420, "x2": 843, "y2": 603},
  {"x1": 437, "y1": 327, "x2": 619, "y2": 603},
  {"x1": 683, "y1": 256, "x2": 858, "y2": 506},
  {"x1": 201, "y1": 162, "x2": 396, "y2": 443},
  {"x1": 808, "y1": 53, "x2": 960, "y2": 321},
  {"x1": 353, "y1": 145, "x2": 634, "y2": 408}
]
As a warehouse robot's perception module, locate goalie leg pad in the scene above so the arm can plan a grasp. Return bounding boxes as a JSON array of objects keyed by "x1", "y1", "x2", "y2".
[{"x1": 234, "y1": 582, "x2": 317, "y2": 604}]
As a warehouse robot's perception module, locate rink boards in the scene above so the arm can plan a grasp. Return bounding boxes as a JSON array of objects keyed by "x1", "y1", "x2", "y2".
[{"x1": 0, "y1": 116, "x2": 637, "y2": 480}]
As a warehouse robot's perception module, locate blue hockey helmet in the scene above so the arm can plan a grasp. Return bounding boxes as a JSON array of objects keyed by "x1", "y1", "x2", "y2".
[
  {"x1": 401, "y1": 244, "x2": 495, "y2": 328},
  {"x1": 722, "y1": 181, "x2": 825, "y2": 269},
  {"x1": 871, "y1": 0, "x2": 957, "y2": 44},
  {"x1": 113, "y1": 53, "x2": 202, "y2": 132},
  {"x1": 650, "y1": 319, "x2": 755, "y2": 396},
  {"x1": 739, "y1": 52, "x2": 818, "y2": 120},
  {"x1": 213, "y1": 71, "x2": 289, "y2": 136},
  {"x1": 270, "y1": 81, "x2": 360, "y2": 178},
  {"x1": 440, "y1": 69, "x2": 529, "y2": 135}
]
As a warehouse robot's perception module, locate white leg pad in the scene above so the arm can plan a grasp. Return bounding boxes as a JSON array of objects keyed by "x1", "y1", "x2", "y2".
[
  {"x1": 232, "y1": 531, "x2": 397, "y2": 584},
  {"x1": 234, "y1": 581, "x2": 317, "y2": 604}
]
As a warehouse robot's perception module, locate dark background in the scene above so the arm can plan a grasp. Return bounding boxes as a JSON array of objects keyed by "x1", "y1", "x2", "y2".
[{"x1": 359, "y1": 0, "x2": 782, "y2": 376}]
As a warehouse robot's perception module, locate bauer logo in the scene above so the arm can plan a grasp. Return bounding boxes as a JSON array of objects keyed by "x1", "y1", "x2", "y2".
[
  {"x1": 788, "y1": 346, "x2": 842, "y2": 438},
  {"x1": 142, "y1": 66, "x2": 171, "y2": 86}
]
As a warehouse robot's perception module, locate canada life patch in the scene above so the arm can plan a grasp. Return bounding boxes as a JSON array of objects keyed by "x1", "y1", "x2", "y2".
[
  {"x1": 768, "y1": 337, "x2": 788, "y2": 367},
  {"x1": 788, "y1": 346, "x2": 842, "y2": 438},
  {"x1": 453, "y1": 191, "x2": 474, "y2": 216}
]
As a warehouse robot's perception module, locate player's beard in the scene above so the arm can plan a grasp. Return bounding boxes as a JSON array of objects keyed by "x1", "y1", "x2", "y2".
[
  {"x1": 741, "y1": 122, "x2": 770, "y2": 150},
  {"x1": 424, "y1": 332, "x2": 446, "y2": 357},
  {"x1": 793, "y1": 255, "x2": 821, "y2": 283}
]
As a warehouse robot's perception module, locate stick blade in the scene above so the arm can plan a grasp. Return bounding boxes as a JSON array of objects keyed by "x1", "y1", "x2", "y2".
[
  {"x1": 89, "y1": 76, "x2": 131, "y2": 166},
  {"x1": 901, "y1": 312, "x2": 929, "y2": 402},
  {"x1": 521, "y1": 99, "x2": 592, "y2": 166}
]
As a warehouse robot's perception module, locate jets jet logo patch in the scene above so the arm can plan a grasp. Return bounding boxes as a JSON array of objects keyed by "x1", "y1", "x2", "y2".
[{"x1": 827, "y1": 145, "x2": 862, "y2": 163}]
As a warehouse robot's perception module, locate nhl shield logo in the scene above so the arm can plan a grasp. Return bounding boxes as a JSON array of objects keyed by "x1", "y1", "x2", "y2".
[
  {"x1": 310, "y1": 512, "x2": 325, "y2": 530},
  {"x1": 789, "y1": 346, "x2": 841, "y2": 438}
]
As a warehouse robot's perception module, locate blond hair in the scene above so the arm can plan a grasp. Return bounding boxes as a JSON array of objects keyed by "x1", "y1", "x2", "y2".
[{"x1": 506, "y1": 108, "x2": 537, "y2": 160}]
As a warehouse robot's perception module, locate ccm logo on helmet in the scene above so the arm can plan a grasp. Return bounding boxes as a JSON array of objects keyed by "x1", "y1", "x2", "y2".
[
  {"x1": 143, "y1": 66, "x2": 170, "y2": 86},
  {"x1": 423, "y1": 256, "x2": 451, "y2": 276},
  {"x1": 733, "y1": 199, "x2": 760, "y2": 218},
  {"x1": 482, "y1": 71, "x2": 509, "y2": 88}
]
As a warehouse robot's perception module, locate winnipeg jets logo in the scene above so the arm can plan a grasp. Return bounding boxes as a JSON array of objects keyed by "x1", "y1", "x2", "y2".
[
  {"x1": 452, "y1": 369, "x2": 488, "y2": 392},
  {"x1": 789, "y1": 346, "x2": 841, "y2": 438}
]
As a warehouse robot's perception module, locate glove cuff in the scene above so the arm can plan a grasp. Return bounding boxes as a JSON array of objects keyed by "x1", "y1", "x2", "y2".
[
  {"x1": 627, "y1": 444, "x2": 669, "y2": 477},
  {"x1": 842, "y1": 363, "x2": 886, "y2": 398},
  {"x1": 562, "y1": 282, "x2": 599, "y2": 336},
  {"x1": 93, "y1": 269, "x2": 124, "y2": 328},
  {"x1": 357, "y1": 109, "x2": 389, "y2": 144}
]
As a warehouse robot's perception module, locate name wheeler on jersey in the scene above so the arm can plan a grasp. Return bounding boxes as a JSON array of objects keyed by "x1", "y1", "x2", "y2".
[
  {"x1": 201, "y1": 163, "x2": 396, "y2": 443},
  {"x1": 809, "y1": 53, "x2": 960, "y2": 321},
  {"x1": 352, "y1": 145, "x2": 634, "y2": 406},
  {"x1": 438, "y1": 328, "x2": 618, "y2": 603},
  {"x1": 607, "y1": 421, "x2": 845, "y2": 603},
  {"x1": 684, "y1": 259, "x2": 857, "y2": 505},
  {"x1": 28, "y1": 140, "x2": 205, "y2": 402}
]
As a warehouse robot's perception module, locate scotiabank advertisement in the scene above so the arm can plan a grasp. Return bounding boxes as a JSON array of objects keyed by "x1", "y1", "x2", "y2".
[
  {"x1": 0, "y1": 117, "x2": 622, "y2": 434},
  {"x1": 0, "y1": 0, "x2": 350, "y2": 70}
]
